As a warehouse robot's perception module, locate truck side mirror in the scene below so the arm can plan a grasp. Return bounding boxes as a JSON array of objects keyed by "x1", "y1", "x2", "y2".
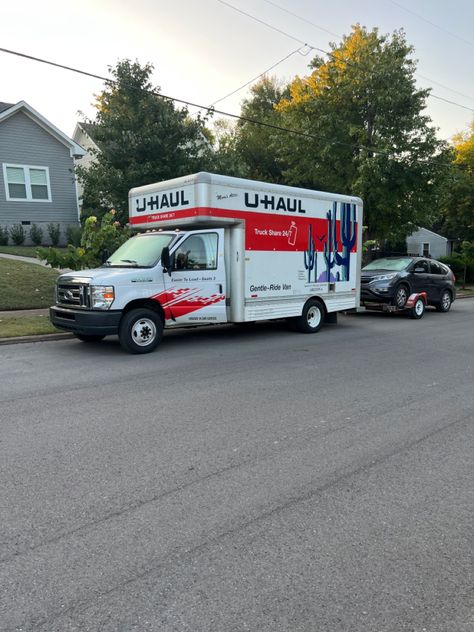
[{"x1": 161, "y1": 246, "x2": 171, "y2": 275}]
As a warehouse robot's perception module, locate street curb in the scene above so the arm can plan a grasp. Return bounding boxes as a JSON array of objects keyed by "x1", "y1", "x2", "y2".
[{"x1": 0, "y1": 333, "x2": 73, "y2": 345}]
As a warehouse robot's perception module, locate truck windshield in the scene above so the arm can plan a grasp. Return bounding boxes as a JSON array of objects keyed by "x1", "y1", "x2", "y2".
[{"x1": 105, "y1": 234, "x2": 174, "y2": 268}]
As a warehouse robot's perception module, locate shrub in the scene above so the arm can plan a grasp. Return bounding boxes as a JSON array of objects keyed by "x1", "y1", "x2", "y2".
[
  {"x1": 29, "y1": 223, "x2": 44, "y2": 246},
  {"x1": 440, "y1": 254, "x2": 474, "y2": 284},
  {"x1": 47, "y1": 223, "x2": 61, "y2": 246},
  {"x1": 0, "y1": 226, "x2": 8, "y2": 246},
  {"x1": 10, "y1": 224, "x2": 26, "y2": 246},
  {"x1": 38, "y1": 210, "x2": 131, "y2": 270},
  {"x1": 66, "y1": 225, "x2": 82, "y2": 246}
]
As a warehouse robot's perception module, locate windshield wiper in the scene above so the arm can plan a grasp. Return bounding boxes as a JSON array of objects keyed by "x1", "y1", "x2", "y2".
[{"x1": 119, "y1": 259, "x2": 139, "y2": 266}]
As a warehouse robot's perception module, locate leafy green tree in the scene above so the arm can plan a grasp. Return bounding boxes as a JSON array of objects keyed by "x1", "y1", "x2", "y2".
[
  {"x1": 441, "y1": 119, "x2": 474, "y2": 241},
  {"x1": 231, "y1": 76, "x2": 289, "y2": 182},
  {"x1": 276, "y1": 25, "x2": 450, "y2": 242},
  {"x1": 211, "y1": 119, "x2": 247, "y2": 177},
  {"x1": 76, "y1": 60, "x2": 214, "y2": 224},
  {"x1": 458, "y1": 240, "x2": 474, "y2": 288}
]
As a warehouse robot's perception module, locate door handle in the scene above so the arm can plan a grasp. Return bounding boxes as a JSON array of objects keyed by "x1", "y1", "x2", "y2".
[{"x1": 218, "y1": 284, "x2": 223, "y2": 294}]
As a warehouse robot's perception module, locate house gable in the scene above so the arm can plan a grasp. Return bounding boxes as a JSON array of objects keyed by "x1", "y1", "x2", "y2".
[{"x1": 0, "y1": 102, "x2": 85, "y2": 235}]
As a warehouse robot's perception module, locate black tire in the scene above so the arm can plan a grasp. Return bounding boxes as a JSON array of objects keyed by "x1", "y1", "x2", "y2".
[
  {"x1": 409, "y1": 297, "x2": 425, "y2": 319},
  {"x1": 119, "y1": 308, "x2": 163, "y2": 354},
  {"x1": 393, "y1": 284, "x2": 409, "y2": 309},
  {"x1": 436, "y1": 289, "x2": 452, "y2": 312},
  {"x1": 294, "y1": 299, "x2": 324, "y2": 333},
  {"x1": 74, "y1": 334, "x2": 105, "y2": 343}
]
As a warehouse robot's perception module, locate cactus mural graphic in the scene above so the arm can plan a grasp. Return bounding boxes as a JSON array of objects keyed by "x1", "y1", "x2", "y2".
[
  {"x1": 304, "y1": 224, "x2": 317, "y2": 282},
  {"x1": 323, "y1": 202, "x2": 338, "y2": 281},
  {"x1": 334, "y1": 203, "x2": 357, "y2": 281}
]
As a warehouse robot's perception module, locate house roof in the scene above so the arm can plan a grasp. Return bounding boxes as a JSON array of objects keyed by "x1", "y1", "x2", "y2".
[
  {"x1": 73, "y1": 121, "x2": 101, "y2": 151},
  {"x1": 0, "y1": 100, "x2": 86, "y2": 158},
  {"x1": 0, "y1": 102, "x2": 14, "y2": 114}
]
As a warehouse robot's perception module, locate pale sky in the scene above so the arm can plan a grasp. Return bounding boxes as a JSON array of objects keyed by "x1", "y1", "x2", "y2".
[{"x1": 1, "y1": 0, "x2": 473, "y2": 142}]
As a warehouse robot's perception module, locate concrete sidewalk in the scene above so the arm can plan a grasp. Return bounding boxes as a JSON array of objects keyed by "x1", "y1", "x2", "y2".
[
  {"x1": 0, "y1": 308, "x2": 50, "y2": 317},
  {"x1": 0, "y1": 252, "x2": 71, "y2": 272}
]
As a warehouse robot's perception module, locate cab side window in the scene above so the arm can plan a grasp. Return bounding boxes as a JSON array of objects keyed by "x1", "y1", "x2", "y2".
[
  {"x1": 174, "y1": 233, "x2": 218, "y2": 270},
  {"x1": 430, "y1": 261, "x2": 443, "y2": 275}
]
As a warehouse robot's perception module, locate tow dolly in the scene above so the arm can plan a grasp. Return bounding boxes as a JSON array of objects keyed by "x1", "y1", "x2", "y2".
[{"x1": 363, "y1": 292, "x2": 427, "y2": 319}]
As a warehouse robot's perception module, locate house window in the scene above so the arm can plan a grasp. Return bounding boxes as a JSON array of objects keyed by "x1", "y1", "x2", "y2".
[
  {"x1": 3, "y1": 164, "x2": 51, "y2": 202},
  {"x1": 422, "y1": 242, "x2": 430, "y2": 257}
]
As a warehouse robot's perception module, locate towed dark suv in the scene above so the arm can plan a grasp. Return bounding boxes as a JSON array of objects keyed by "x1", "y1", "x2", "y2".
[{"x1": 361, "y1": 257, "x2": 456, "y2": 312}]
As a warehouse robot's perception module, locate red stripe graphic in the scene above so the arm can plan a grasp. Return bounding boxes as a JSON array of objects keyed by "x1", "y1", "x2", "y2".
[
  {"x1": 130, "y1": 206, "x2": 358, "y2": 253},
  {"x1": 151, "y1": 287, "x2": 225, "y2": 320}
]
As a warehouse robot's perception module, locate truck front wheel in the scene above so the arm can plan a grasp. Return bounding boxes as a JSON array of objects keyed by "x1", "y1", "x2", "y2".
[
  {"x1": 294, "y1": 299, "x2": 324, "y2": 333},
  {"x1": 119, "y1": 308, "x2": 163, "y2": 354}
]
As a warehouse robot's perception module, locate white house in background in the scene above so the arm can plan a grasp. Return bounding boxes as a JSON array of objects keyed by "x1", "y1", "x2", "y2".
[
  {"x1": 406, "y1": 227, "x2": 452, "y2": 259},
  {"x1": 0, "y1": 101, "x2": 85, "y2": 244},
  {"x1": 72, "y1": 122, "x2": 100, "y2": 205}
]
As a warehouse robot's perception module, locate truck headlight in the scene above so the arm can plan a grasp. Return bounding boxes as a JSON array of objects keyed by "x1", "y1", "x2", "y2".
[{"x1": 91, "y1": 285, "x2": 115, "y2": 309}]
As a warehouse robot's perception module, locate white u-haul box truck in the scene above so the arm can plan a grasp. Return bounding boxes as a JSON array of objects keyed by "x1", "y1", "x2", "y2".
[{"x1": 50, "y1": 172, "x2": 363, "y2": 353}]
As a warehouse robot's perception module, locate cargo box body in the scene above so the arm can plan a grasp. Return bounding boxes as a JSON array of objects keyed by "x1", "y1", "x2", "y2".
[{"x1": 129, "y1": 172, "x2": 363, "y2": 323}]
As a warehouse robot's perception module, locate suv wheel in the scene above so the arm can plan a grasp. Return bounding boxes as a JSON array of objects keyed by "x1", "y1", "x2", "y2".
[
  {"x1": 393, "y1": 285, "x2": 409, "y2": 309},
  {"x1": 436, "y1": 290, "x2": 452, "y2": 313}
]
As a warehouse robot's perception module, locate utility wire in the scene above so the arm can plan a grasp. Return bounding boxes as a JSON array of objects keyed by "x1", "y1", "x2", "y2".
[
  {"x1": 190, "y1": 44, "x2": 312, "y2": 118},
  {"x1": 387, "y1": 0, "x2": 474, "y2": 48},
  {"x1": 0, "y1": 45, "x2": 459, "y2": 166},
  {"x1": 260, "y1": 0, "x2": 341, "y2": 40},
  {"x1": 0, "y1": 45, "x2": 405, "y2": 159},
  {"x1": 416, "y1": 73, "x2": 474, "y2": 104},
  {"x1": 209, "y1": 45, "x2": 312, "y2": 108},
  {"x1": 218, "y1": 0, "x2": 474, "y2": 109}
]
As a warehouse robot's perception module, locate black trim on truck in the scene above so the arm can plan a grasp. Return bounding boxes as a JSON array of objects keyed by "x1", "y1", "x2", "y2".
[{"x1": 50, "y1": 307, "x2": 122, "y2": 336}]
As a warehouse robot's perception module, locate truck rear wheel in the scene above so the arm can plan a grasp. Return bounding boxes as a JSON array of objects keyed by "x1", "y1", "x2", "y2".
[
  {"x1": 294, "y1": 299, "x2": 324, "y2": 333},
  {"x1": 119, "y1": 308, "x2": 163, "y2": 354}
]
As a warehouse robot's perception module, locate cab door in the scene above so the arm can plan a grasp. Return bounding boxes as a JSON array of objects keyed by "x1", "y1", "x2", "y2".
[{"x1": 165, "y1": 229, "x2": 227, "y2": 325}]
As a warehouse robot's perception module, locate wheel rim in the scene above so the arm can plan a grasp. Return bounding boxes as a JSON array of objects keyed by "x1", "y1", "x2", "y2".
[
  {"x1": 395, "y1": 287, "x2": 408, "y2": 308},
  {"x1": 415, "y1": 299, "x2": 424, "y2": 316},
  {"x1": 131, "y1": 318, "x2": 157, "y2": 347},
  {"x1": 441, "y1": 291, "x2": 451, "y2": 310},
  {"x1": 307, "y1": 305, "x2": 322, "y2": 328}
]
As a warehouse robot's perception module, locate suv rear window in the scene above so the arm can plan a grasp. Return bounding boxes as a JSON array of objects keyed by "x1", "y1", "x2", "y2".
[{"x1": 430, "y1": 261, "x2": 443, "y2": 275}]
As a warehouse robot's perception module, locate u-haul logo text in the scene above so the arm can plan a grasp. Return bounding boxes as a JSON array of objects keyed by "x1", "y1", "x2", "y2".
[
  {"x1": 135, "y1": 189, "x2": 190, "y2": 213},
  {"x1": 244, "y1": 193, "x2": 306, "y2": 214}
]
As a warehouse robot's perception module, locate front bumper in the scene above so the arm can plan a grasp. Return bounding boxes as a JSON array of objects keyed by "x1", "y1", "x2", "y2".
[
  {"x1": 360, "y1": 285, "x2": 395, "y2": 304},
  {"x1": 50, "y1": 306, "x2": 122, "y2": 336}
]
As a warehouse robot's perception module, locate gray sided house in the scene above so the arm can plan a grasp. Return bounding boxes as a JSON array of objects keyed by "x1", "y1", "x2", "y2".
[
  {"x1": 0, "y1": 101, "x2": 85, "y2": 245},
  {"x1": 406, "y1": 227, "x2": 453, "y2": 260}
]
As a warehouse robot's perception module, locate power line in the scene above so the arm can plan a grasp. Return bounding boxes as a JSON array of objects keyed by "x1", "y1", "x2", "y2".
[
  {"x1": 0, "y1": 46, "x2": 457, "y2": 165},
  {"x1": 260, "y1": 0, "x2": 341, "y2": 40},
  {"x1": 209, "y1": 45, "x2": 312, "y2": 108},
  {"x1": 219, "y1": 0, "x2": 474, "y2": 110},
  {"x1": 387, "y1": 0, "x2": 474, "y2": 48},
  {"x1": 416, "y1": 73, "x2": 474, "y2": 104},
  {"x1": 191, "y1": 44, "x2": 312, "y2": 118},
  {"x1": 0, "y1": 45, "x2": 402, "y2": 159}
]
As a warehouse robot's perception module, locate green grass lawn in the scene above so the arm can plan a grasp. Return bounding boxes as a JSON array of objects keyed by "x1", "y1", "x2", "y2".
[
  {"x1": 0, "y1": 245, "x2": 42, "y2": 257},
  {"x1": 0, "y1": 258, "x2": 58, "y2": 309},
  {"x1": 0, "y1": 314, "x2": 59, "y2": 338}
]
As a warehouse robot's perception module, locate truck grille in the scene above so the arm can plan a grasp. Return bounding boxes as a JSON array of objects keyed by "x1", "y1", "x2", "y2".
[{"x1": 56, "y1": 280, "x2": 91, "y2": 308}]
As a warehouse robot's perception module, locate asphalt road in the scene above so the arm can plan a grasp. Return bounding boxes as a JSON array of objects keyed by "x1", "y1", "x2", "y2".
[{"x1": 0, "y1": 301, "x2": 473, "y2": 632}]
